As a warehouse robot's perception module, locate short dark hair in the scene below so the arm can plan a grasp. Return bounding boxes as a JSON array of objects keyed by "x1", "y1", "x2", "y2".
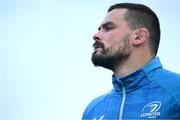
[{"x1": 108, "y1": 3, "x2": 161, "y2": 56}]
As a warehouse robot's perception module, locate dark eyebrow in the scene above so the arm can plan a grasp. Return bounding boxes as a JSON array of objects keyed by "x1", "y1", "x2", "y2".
[{"x1": 98, "y1": 22, "x2": 115, "y2": 31}]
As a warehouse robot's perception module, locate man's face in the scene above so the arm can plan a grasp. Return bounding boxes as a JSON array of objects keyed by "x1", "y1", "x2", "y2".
[{"x1": 91, "y1": 9, "x2": 133, "y2": 70}]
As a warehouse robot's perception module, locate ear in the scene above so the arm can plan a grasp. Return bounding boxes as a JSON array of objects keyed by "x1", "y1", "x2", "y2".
[{"x1": 133, "y1": 28, "x2": 149, "y2": 45}]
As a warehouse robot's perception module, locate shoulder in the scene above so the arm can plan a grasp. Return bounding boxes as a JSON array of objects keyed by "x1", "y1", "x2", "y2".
[
  {"x1": 157, "y1": 68, "x2": 180, "y2": 84},
  {"x1": 152, "y1": 68, "x2": 180, "y2": 106},
  {"x1": 149, "y1": 66, "x2": 180, "y2": 83},
  {"x1": 82, "y1": 90, "x2": 113, "y2": 117}
]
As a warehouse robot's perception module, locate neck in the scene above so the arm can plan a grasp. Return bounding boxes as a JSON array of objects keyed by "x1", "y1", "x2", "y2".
[{"x1": 113, "y1": 52, "x2": 153, "y2": 76}]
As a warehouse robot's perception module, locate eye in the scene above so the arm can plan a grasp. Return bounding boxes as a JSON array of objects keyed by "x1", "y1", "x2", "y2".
[
  {"x1": 104, "y1": 26, "x2": 114, "y2": 31},
  {"x1": 99, "y1": 22, "x2": 116, "y2": 32}
]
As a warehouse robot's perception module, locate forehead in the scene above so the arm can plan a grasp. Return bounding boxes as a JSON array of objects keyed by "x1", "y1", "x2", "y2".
[{"x1": 101, "y1": 8, "x2": 128, "y2": 25}]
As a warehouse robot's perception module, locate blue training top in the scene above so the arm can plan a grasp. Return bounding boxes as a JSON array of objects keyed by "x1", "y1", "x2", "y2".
[{"x1": 82, "y1": 57, "x2": 180, "y2": 119}]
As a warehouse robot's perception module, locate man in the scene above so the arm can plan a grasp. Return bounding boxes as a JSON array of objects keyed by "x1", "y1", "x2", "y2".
[{"x1": 82, "y1": 3, "x2": 180, "y2": 120}]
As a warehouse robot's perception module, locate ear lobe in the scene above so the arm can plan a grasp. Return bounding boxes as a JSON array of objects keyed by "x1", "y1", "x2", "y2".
[{"x1": 133, "y1": 28, "x2": 149, "y2": 45}]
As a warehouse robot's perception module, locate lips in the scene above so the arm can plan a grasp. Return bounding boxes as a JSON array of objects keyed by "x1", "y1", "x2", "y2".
[
  {"x1": 94, "y1": 45, "x2": 102, "y2": 50},
  {"x1": 93, "y1": 42, "x2": 104, "y2": 50}
]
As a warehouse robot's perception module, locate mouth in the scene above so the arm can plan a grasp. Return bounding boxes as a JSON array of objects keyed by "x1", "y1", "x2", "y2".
[
  {"x1": 93, "y1": 42, "x2": 104, "y2": 51},
  {"x1": 94, "y1": 45, "x2": 102, "y2": 51}
]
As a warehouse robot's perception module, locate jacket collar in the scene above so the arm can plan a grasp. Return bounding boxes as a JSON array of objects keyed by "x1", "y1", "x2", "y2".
[{"x1": 112, "y1": 57, "x2": 162, "y2": 93}]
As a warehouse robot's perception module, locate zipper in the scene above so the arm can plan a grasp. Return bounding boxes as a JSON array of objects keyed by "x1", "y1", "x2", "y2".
[{"x1": 119, "y1": 86, "x2": 126, "y2": 120}]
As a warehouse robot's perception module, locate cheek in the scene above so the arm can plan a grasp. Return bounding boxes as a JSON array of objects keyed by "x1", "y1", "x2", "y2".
[
  {"x1": 105, "y1": 42, "x2": 121, "y2": 54},
  {"x1": 103, "y1": 32, "x2": 125, "y2": 51}
]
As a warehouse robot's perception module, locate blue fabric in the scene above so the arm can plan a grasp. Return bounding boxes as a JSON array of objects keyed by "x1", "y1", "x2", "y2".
[{"x1": 82, "y1": 57, "x2": 180, "y2": 119}]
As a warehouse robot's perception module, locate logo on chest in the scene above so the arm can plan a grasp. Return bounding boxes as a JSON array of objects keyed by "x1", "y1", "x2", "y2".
[{"x1": 141, "y1": 101, "x2": 161, "y2": 118}]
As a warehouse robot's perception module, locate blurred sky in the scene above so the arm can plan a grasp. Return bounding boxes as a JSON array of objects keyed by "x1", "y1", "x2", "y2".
[{"x1": 0, "y1": 0, "x2": 180, "y2": 120}]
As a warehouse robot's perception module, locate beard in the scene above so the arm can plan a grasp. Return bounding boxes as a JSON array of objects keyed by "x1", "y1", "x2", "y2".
[{"x1": 91, "y1": 34, "x2": 131, "y2": 71}]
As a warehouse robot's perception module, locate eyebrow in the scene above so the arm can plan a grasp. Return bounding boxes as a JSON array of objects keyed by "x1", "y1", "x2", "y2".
[{"x1": 98, "y1": 21, "x2": 115, "y2": 31}]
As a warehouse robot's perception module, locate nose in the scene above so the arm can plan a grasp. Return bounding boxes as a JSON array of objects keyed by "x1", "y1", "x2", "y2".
[{"x1": 93, "y1": 31, "x2": 103, "y2": 41}]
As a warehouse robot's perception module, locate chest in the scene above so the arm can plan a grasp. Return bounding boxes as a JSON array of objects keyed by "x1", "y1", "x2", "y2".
[{"x1": 91, "y1": 88, "x2": 180, "y2": 119}]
